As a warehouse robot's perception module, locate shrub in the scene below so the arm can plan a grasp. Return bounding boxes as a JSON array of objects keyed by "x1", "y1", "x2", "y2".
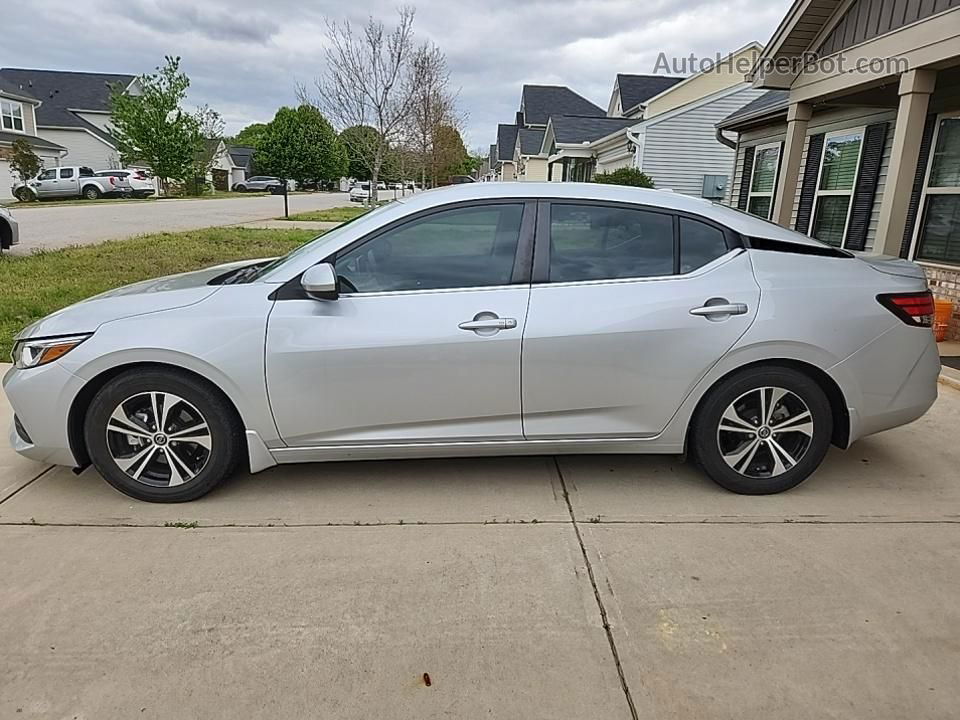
[{"x1": 592, "y1": 167, "x2": 655, "y2": 188}]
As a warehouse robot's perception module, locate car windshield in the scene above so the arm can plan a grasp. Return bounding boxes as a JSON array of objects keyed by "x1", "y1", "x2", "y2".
[{"x1": 227, "y1": 202, "x2": 396, "y2": 283}]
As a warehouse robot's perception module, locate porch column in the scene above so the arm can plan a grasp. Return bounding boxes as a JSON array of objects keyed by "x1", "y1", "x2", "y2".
[
  {"x1": 771, "y1": 102, "x2": 812, "y2": 227},
  {"x1": 875, "y1": 69, "x2": 937, "y2": 256}
]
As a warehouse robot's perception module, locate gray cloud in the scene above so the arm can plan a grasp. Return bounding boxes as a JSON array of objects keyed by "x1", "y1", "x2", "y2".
[{"x1": 1, "y1": 0, "x2": 792, "y2": 150}]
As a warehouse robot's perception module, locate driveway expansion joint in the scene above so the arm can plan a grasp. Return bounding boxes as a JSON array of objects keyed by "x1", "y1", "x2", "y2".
[
  {"x1": 0, "y1": 465, "x2": 55, "y2": 505},
  {"x1": 554, "y1": 457, "x2": 640, "y2": 720}
]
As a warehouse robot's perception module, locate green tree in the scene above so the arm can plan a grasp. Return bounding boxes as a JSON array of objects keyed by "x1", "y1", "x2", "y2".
[
  {"x1": 339, "y1": 125, "x2": 381, "y2": 181},
  {"x1": 109, "y1": 56, "x2": 204, "y2": 193},
  {"x1": 592, "y1": 167, "x2": 655, "y2": 188},
  {"x1": 431, "y1": 125, "x2": 468, "y2": 184},
  {"x1": 256, "y1": 105, "x2": 347, "y2": 187},
  {"x1": 230, "y1": 122, "x2": 268, "y2": 148},
  {"x1": 9, "y1": 139, "x2": 42, "y2": 188}
]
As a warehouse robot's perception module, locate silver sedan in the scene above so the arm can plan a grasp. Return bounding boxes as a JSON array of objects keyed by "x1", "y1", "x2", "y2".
[{"x1": 4, "y1": 183, "x2": 939, "y2": 502}]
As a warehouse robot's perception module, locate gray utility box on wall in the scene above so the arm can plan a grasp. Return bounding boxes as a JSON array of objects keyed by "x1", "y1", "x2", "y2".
[{"x1": 702, "y1": 174, "x2": 728, "y2": 200}]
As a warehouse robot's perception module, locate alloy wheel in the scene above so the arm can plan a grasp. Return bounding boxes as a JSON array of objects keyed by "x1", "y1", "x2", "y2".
[
  {"x1": 716, "y1": 386, "x2": 814, "y2": 479},
  {"x1": 105, "y1": 392, "x2": 212, "y2": 487}
]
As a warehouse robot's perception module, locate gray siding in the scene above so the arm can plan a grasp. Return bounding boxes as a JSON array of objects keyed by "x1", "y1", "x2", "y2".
[
  {"x1": 40, "y1": 128, "x2": 120, "y2": 170},
  {"x1": 640, "y1": 86, "x2": 767, "y2": 198},
  {"x1": 818, "y1": 0, "x2": 960, "y2": 55}
]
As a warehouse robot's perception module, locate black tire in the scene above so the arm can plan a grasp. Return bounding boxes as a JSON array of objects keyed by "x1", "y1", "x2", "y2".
[
  {"x1": 84, "y1": 369, "x2": 244, "y2": 502},
  {"x1": 15, "y1": 187, "x2": 34, "y2": 202},
  {"x1": 234, "y1": 184, "x2": 246, "y2": 193},
  {"x1": 691, "y1": 366, "x2": 833, "y2": 495},
  {"x1": 82, "y1": 185, "x2": 101, "y2": 200}
]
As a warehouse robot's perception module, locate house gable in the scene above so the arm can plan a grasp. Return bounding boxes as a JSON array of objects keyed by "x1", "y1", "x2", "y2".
[{"x1": 817, "y1": 0, "x2": 960, "y2": 56}]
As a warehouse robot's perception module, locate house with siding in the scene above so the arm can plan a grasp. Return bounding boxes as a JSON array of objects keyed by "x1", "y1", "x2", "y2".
[
  {"x1": 718, "y1": 0, "x2": 960, "y2": 336},
  {"x1": 0, "y1": 68, "x2": 141, "y2": 172},
  {"x1": 545, "y1": 43, "x2": 766, "y2": 197},
  {"x1": 0, "y1": 78, "x2": 67, "y2": 201}
]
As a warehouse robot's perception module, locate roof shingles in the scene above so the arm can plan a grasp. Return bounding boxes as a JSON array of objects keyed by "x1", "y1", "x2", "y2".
[
  {"x1": 521, "y1": 85, "x2": 604, "y2": 126},
  {"x1": 615, "y1": 74, "x2": 685, "y2": 112},
  {"x1": 550, "y1": 115, "x2": 636, "y2": 145}
]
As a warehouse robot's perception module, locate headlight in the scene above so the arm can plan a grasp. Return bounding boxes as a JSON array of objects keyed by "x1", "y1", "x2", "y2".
[{"x1": 12, "y1": 334, "x2": 91, "y2": 369}]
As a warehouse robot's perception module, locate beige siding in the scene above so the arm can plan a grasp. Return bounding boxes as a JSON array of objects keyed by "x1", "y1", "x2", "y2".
[
  {"x1": 645, "y1": 45, "x2": 762, "y2": 118},
  {"x1": 40, "y1": 128, "x2": 120, "y2": 169},
  {"x1": 521, "y1": 157, "x2": 548, "y2": 181},
  {"x1": 74, "y1": 111, "x2": 113, "y2": 134}
]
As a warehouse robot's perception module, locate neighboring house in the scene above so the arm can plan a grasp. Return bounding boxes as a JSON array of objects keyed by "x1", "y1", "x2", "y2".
[
  {"x1": 718, "y1": 0, "x2": 960, "y2": 336},
  {"x1": 491, "y1": 85, "x2": 606, "y2": 181},
  {"x1": 607, "y1": 74, "x2": 684, "y2": 119},
  {"x1": 0, "y1": 68, "x2": 141, "y2": 171},
  {"x1": 514, "y1": 128, "x2": 547, "y2": 180},
  {"x1": 0, "y1": 78, "x2": 67, "y2": 201},
  {"x1": 545, "y1": 43, "x2": 765, "y2": 196},
  {"x1": 495, "y1": 123, "x2": 519, "y2": 181},
  {"x1": 542, "y1": 116, "x2": 637, "y2": 181},
  {"x1": 227, "y1": 145, "x2": 255, "y2": 184},
  {"x1": 199, "y1": 139, "x2": 244, "y2": 191}
]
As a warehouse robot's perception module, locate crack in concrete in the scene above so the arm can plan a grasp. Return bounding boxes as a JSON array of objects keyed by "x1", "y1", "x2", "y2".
[
  {"x1": 0, "y1": 465, "x2": 56, "y2": 505},
  {"x1": 554, "y1": 457, "x2": 640, "y2": 720}
]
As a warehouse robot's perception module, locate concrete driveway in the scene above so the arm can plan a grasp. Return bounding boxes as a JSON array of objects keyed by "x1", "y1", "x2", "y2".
[
  {"x1": 7, "y1": 192, "x2": 350, "y2": 254},
  {"x1": 2, "y1": 376, "x2": 959, "y2": 719}
]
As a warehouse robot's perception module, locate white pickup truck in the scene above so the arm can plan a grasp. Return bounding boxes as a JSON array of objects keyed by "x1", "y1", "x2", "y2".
[{"x1": 12, "y1": 166, "x2": 131, "y2": 202}]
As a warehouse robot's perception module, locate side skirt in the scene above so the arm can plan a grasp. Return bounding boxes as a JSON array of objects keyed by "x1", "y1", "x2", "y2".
[{"x1": 267, "y1": 436, "x2": 684, "y2": 465}]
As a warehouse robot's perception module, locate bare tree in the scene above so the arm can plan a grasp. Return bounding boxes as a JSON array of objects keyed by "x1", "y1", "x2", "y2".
[
  {"x1": 405, "y1": 41, "x2": 460, "y2": 188},
  {"x1": 305, "y1": 6, "x2": 417, "y2": 204}
]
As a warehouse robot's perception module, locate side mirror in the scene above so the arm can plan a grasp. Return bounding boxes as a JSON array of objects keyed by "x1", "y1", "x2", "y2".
[{"x1": 301, "y1": 263, "x2": 339, "y2": 301}]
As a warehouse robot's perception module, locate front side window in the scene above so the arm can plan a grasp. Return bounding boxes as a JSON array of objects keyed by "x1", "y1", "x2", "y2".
[
  {"x1": 38, "y1": 169, "x2": 56, "y2": 181},
  {"x1": 811, "y1": 130, "x2": 864, "y2": 247},
  {"x1": 1, "y1": 100, "x2": 24, "y2": 132},
  {"x1": 336, "y1": 204, "x2": 524, "y2": 293},
  {"x1": 549, "y1": 203, "x2": 674, "y2": 282},
  {"x1": 916, "y1": 116, "x2": 960, "y2": 264},
  {"x1": 747, "y1": 143, "x2": 780, "y2": 220}
]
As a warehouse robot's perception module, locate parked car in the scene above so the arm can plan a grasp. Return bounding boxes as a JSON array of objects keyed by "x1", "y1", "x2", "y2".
[
  {"x1": 95, "y1": 169, "x2": 155, "y2": 198},
  {"x1": 349, "y1": 182, "x2": 370, "y2": 203},
  {"x1": 448, "y1": 175, "x2": 475, "y2": 184},
  {"x1": 0, "y1": 205, "x2": 19, "y2": 251},
  {"x1": 13, "y1": 166, "x2": 131, "y2": 201},
  {"x1": 4, "y1": 183, "x2": 939, "y2": 503},
  {"x1": 232, "y1": 176, "x2": 283, "y2": 193}
]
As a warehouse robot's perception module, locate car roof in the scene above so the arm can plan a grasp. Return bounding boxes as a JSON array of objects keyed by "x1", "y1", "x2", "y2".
[{"x1": 396, "y1": 182, "x2": 824, "y2": 247}]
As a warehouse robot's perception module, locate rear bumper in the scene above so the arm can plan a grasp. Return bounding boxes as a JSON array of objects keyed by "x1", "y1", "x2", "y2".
[{"x1": 832, "y1": 326, "x2": 940, "y2": 444}]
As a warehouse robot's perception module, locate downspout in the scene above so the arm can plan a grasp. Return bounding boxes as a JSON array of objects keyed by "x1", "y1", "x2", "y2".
[{"x1": 715, "y1": 126, "x2": 737, "y2": 150}]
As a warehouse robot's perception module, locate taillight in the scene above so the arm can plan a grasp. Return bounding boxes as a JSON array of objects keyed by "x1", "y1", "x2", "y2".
[
  {"x1": 109, "y1": 176, "x2": 116, "y2": 185},
  {"x1": 877, "y1": 291, "x2": 935, "y2": 328}
]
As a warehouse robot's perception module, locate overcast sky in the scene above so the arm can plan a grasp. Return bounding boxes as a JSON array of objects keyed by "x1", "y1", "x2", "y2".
[{"x1": 1, "y1": 0, "x2": 792, "y2": 150}]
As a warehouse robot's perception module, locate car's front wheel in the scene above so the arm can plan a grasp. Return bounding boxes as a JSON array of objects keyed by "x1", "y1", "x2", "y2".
[
  {"x1": 84, "y1": 369, "x2": 243, "y2": 502},
  {"x1": 692, "y1": 366, "x2": 833, "y2": 495}
]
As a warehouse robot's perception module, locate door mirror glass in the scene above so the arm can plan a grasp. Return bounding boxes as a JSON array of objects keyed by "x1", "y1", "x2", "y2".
[{"x1": 301, "y1": 263, "x2": 338, "y2": 300}]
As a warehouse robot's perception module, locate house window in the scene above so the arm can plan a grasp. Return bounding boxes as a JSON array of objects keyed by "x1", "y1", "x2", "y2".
[
  {"x1": 915, "y1": 114, "x2": 960, "y2": 265},
  {"x1": 746, "y1": 143, "x2": 781, "y2": 219},
  {"x1": 1, "y1": 100, "x2": 24, "y2": 132},
  {"x1": 810, "y1": 128, "x2": 864, "y2": 247}
]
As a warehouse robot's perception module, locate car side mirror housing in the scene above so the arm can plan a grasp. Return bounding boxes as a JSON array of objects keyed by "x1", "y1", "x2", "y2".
[{"x1": 301, "y1": 263, "x2": 339, "y2": 301}]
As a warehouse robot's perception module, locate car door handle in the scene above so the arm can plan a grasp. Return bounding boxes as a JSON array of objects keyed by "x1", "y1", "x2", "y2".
[
  {"x1": 690, "y1": 303, "x2": 748, "y2": 317},
  {"x1": 458, "y1": 318, "x2": 517, "y2": 331}
]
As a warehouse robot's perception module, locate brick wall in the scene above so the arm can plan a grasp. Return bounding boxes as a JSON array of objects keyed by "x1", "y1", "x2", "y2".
[{"x1": 923, "y1": 265, "x2": 960, "y2": 341}]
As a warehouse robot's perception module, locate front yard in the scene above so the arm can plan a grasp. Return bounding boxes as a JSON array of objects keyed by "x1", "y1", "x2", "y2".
[
  {"x1": 281, "y1": 206, "x2": 369, "y2": 222},
  {"x1": 0, "y1": 227, "x2": 317, "y2": 356}
]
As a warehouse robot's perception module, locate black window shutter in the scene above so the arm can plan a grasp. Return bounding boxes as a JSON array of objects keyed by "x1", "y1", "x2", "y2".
[
  {"x1": 900, "y1": 114, "x2": 938, "y2": 258},
  {"x1": 737, "y1": 146, "x2": 755, "y2": 211},
  {"x1": 795, "y1": 133, "x2": 825, "y2": 234},
  {"x1": 845, "y1": 122, "x2": 889, "y2": 251}
]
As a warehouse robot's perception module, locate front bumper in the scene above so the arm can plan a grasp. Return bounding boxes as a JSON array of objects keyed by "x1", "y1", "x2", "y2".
[
  {"x1": 3, "y1": 362, "x2": 85, "y2": 467},
  {"x1": 1, "y1": 215, "x2": 18, "y2": 248}
]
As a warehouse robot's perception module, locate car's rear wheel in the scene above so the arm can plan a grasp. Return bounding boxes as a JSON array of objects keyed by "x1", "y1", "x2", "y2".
[
  {"x1": 83, "y1": 185, "x2": 101, "y2": 200},
  {"x1": 692, "y1": 366, "x2": 833, "y2": 495},
  {"x1": 84, "y1": 369, "x2": 243, "y2": 502}
]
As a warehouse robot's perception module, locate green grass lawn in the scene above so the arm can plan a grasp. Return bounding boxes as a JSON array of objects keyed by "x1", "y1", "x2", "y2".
[
  {"x1": 281, "y1": 206, "x2": 369, "y2": 223},
  {"x1": 0, "y1": 227, "x2": 318, "y2": 356}
]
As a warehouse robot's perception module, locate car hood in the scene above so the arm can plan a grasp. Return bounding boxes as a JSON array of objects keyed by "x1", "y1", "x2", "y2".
[{"x1": 15, "y1": 259, "x2": 262, "y2": 341}]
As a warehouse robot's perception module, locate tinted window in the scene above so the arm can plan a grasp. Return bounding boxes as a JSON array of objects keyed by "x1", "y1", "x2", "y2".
[
  {"x1": 78, "y1": 167, "x2": 94, "y2": 177},
  {"x1": 549, "y1": 203, "x2": 673, "y2": 282},
  {"x1": 679, "y1": 218, "x2": 729, "y2": 272},
  {"x1": 60, "y1": 168, "x2": 74, "y2": 179},
  {"x1": 336, "y1": 204, "x2": 524, "y2": 292},
  {"x1": 38, "y1": 169, "x2": 56, "y2": 180}
]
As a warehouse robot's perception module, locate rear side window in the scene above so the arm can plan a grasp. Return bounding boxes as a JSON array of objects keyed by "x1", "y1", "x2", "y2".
[
  {"x1": 60, "y1": 168, "x2": 74, "y2": 179},
  {"x1": 679, "y1": 217, "x2": 729, "y2": 273},
  {"x1": 549, "y1": 203, "x2": 673, "y2": 282}
]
